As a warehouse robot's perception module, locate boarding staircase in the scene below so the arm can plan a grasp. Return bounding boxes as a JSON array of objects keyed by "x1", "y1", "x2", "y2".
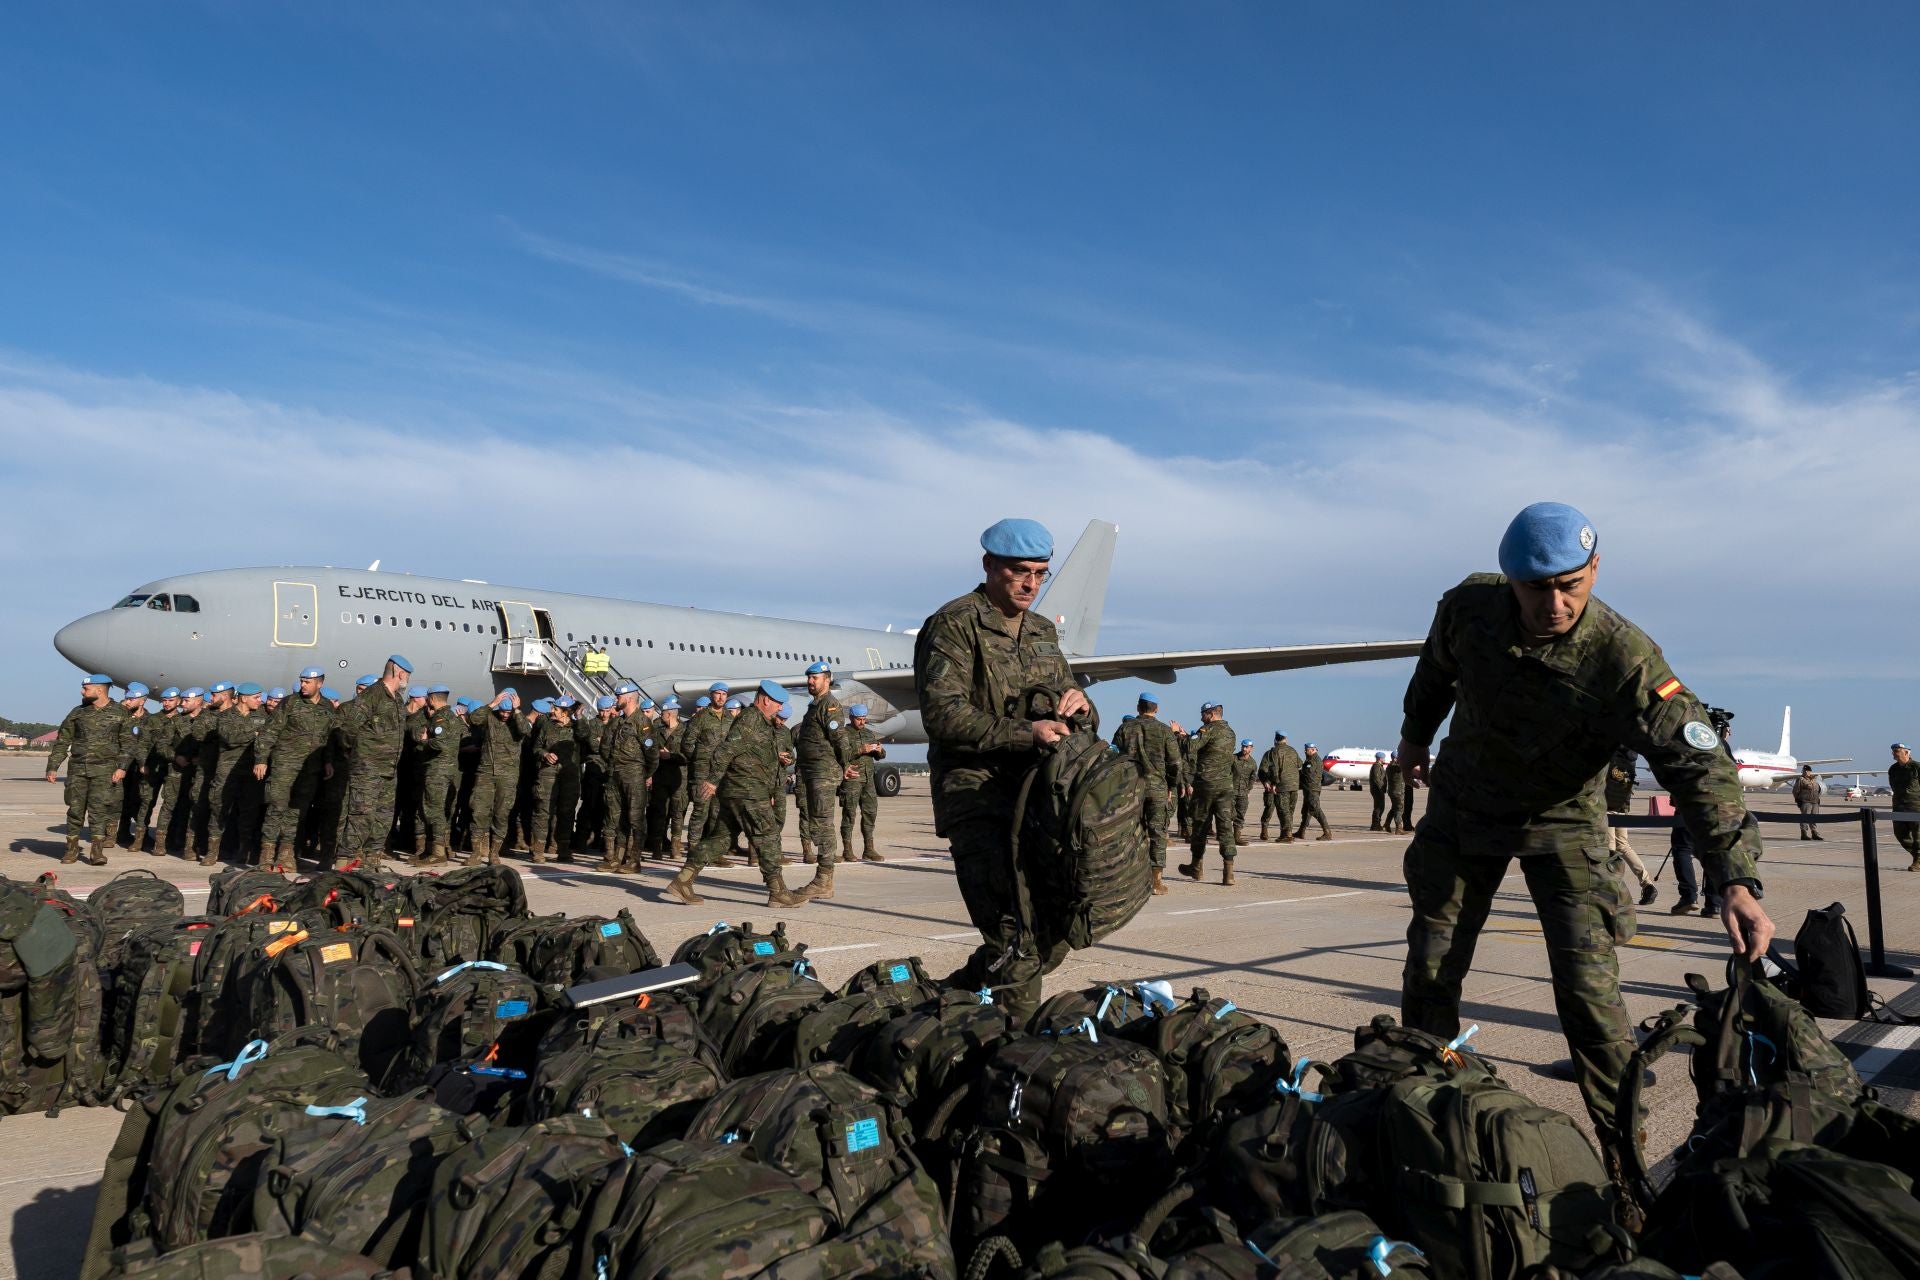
[{"x1": 488, "y1": 636, "x2": 628, "y2": 706}]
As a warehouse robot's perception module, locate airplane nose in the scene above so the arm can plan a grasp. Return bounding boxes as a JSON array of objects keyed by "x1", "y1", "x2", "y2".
[{"x1": 53, "y1": 612, "x2": 114, "y2": 675}]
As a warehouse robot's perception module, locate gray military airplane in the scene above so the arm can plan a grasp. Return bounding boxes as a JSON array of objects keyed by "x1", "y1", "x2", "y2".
[{"x1": 53, "y1": 520, "x2": 1421, "y2": 794}]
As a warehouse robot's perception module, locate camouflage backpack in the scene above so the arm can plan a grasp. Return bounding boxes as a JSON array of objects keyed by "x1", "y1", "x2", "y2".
[
  {"x1": 583, "y1": 1138, "x2": 834, "y2": 1280},
  {"x1": 100, "y1": 1232, "x2": 409, "y2": 1279},
  {"x1": 791, "y1": 956, "x2": 942, "y2": 1066},
  {"x1": 671, "y1": 919, "x2": 795, "y2": 980},
  {"x1": 397, "y1": 959, "x2": 542, "y2": 1089},
  {"x1": 1009, "y1": 690, "x2": 1152, "y2": 952},
  {"x1": 89, "y1": 868, "x2": 187, "y2": 970},
  {"x1": 3, "y1": 874, "x2": 106, "y2": 1114},
  {"x1": 251, "y1": 1087, "x2": 478, "y2": 1268},
  {"x1": 851, "y1": 987, "x2": 1018, "y2": 1134},
  {"x1": 527, "y1": 909, "x2": 660, "y2": 985},
  {"x1": 483, "y1": 912, "x2": 571, "y2": 974},
  {"x1": 405, "y1": 864, "x2": 528, "y2": 966},
  {"x1": 239, "y1": 924, "x2": 422, "y2": 1086},
  {"x1": 203, "y1": 866, "x2": 296, "y2": 917},
  {"x1": 526, "y1": 990, "x2": 727, "y2": 1149},
  {"x1": 417, "y1": 1111, "x2": 631, "y2": 1280},
  {"x1": 1119, "y1": 988, "x2": 1289, "y2": 1142},
  {"x1": 1029, "y1": 981, "x2": 1166, "y2": 1038},
  {"x1": 100, "y1": 917, "x2": 219, "y2": 1100},
  {"x1": 945, "y1": 1031, "x2": 1173, "y2": 1255},
  {"x1": 187, "y1": 909, "x2": 330, "y2": 1059},
  {"x1": 696, "y1": 952, "x2": 831, "y2": 1075}
]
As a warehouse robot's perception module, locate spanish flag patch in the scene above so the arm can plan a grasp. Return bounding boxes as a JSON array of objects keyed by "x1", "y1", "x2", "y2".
[{"x1": 1654, "y1": 677, "x2": 1684, "y2": 701}]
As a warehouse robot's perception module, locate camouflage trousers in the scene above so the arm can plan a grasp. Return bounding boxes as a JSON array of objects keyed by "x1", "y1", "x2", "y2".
[
  {"x1": 1294, "y1": 791, "x2": 1330, "y2": 837},
  {"x1": 533, "y1": 766, "x2": 581, "y2": 851},
  {"x1": 468, "y1": 766, "x2": 518, "y2": 848},
  {"x1": 199, "y1": 759, "x2": 261, "y2": 858},
  {"x1": 119, "y1": 769, "x2": 155, "y2": 844},
  {"x1": 63, "y1": 768, "x2": 122, "y2": 845},
  {"x1": 839, "y1": 780, "x2": 877, "y2": 854},
  {"x1": 1261, "y1": 789, "x2": 1297, "y2": 834},
  {"x1": 419, "y1": 764, "x2": 459, "y2": 851},
  {"x1": 644, "y1": 774, "x2": 683, "y2": 854},
  {"x1": 1187, "y1": 785, "x2": 1237, "y2": 864},
  {"x1": 799, "y1": 770, "x2": 842, "y2": 866},
  {"x1": 261, "y1": 753, "x2": 326, "y2": 848},
  {"x1": 1370, "y1": 790, "x2": 1390, "y2": 828},
  {"x1": 685, "y1": 779, "x2": 715, "y2": 852},
  {"x1": 688, "y1": 794, "x2": 782, "y2": 876},
  {"x1": 339, "y1": 759, "x2": 398, "y2": 857},
  {"x1": 155, "y1": 763, "x2": 197, "y2": 852},
  {"x1": 1234, "y1": 788, "x2": 1252, "y2": 833},
  {"x1": 1402, "y1": 835, "x2": 1637, "y2": 1139},
  {"x1": 603, "y1": 765, "x2": 647, "y2": 851},
  {"x1": 1141, "y1": 794, "x2": 1170, "y2": 870},
  {"x1": 945, "y1": 812, "x2": 1068, "y2": 1024},
  {"x1": 1893, "y1": 819, "x2": 1920, "y2": 860}
]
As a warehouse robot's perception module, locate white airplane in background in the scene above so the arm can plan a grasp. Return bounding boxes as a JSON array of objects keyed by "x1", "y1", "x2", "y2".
[
  {"x1": 1731, "y1": 706, "x2": 1851, "y2": 790},
  {"x1": 1322, "y1": 747, "x2": 1392, "y2": 789}
]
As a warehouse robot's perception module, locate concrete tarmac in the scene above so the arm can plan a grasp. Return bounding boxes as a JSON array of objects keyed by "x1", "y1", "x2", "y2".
[{"x1": 2, "y1": 755, "x2": 1916, "y2": 1279}]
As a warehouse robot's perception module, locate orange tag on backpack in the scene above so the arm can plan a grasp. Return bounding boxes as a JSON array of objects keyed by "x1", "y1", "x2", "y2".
[
  {"x1": 263, "y1": 928, "x2": 308, "y2": 958},
  {"x1": 319, "y1": 942, "x2": 352, "y2": 964}
]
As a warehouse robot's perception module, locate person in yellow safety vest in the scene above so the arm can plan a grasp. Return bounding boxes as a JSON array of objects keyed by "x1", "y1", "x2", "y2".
[{"x1": 582, "y1": 649, "x2": 610, "y2": 675}]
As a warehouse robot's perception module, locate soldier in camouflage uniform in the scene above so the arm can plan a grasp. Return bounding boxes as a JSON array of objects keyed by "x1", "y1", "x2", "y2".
[
  {"x1": 116, "y1": 684, "x2": 155, "y2": 847},
  {"x1": 575, "y1": 695, "x2": 616, "y2": 854},
  {"x1": 680, "y1": 690, "x2": 730, "y2": 852},
  {"x1": 253, "y1": 667, "x2": 334, "y2": 870},
  {"x1": 312, "y1": 678, "x2": 367, "y2": 866},
  {"x1": 1112, "y1": 692, "x2": 1181, "y2": 894},
  {"x1": 1384, "y1": 751, "x2": 1407, "y2": 835},
  {"x1": 157, "y1": 687, "x2": 210, "y2": 855},
  {"x1": 44, "y1": 673, "x2": 134, "y2": 865},
  {"x1": 916, "y1": 519, "x2": 1083, "y2": 1020},
  {"x1": 1232, "y1": 738, "x2": 1258, "y2": 845},
  {"x1": 1368, "y1": 752, "x2": 1391, "y2": 831},
  {"x1": 1258, "y1": 732, "x2": 1301, "y2": 843},
  {"x1": 1293, "y1": 744, "x2": 1333, "y2": 841},
  {"x1": 409, "y1": 686, "x2": 464, "y2": 866},
  {"x1": 599, "y1": 686, "x2": 659, "y2": 870},
  {"x1": 666, "y1": 681, "x2": 807, "y2": 909},
  {"x1": 132, "y1": 687, "x2": 182, "y2": 852},
  {"x1": 838, "y1": 703, "x2": 887, "y2": 863},
  {"x1": 330, "y1": 656, "x2": 411, "y2": 864},
  {"x1": 189, "y1": 682, "x2": 237, "y2": 859},
  {"x1": 391, "y1": 685, "x2": 431, "y2": 854},
  {"x1": 771, "y1": 703, "x2": 796, "y2": 849},
  {"x1": 645, "y1": 698, "x2": 687, "y2": 858},
  {"x1": 467, "y1": 690, "x2": 528, "y2": 865},
  {"x1": 1397, "y1": 501, "x2": 1773, "y2": 1144},
  {"x1": 1890, "y1": 744, "x2": 1920, "y2": 869},
  {"x1": 202, "y1": 682, "x2": 269, "y2": 865},
  {"x1": 1179, "y1": 703, "x2": 1239, "y2": 885},
  {"x1": 794, "y1": 663, "x2": 860, "y2": 901},
  {"x1": 1175, "y1": 728, "x2": 1195, "y2": 839},
  {"x1": 528, "y1": 696, "x2": 585, "y2": 863}
]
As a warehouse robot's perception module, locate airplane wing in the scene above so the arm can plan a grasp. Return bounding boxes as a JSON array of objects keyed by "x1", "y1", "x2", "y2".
[
  {"x1": 1798, "y1": 757, "x2": 1851, "y2": 767},
  {"x1": 669, "y1": 639, "x2": 1422, "y2": 711}
]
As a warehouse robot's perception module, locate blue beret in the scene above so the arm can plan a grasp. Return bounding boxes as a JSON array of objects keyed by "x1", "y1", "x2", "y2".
[
  {"x1": 237, "y1": 682, "x2": 263, "y2": 697},
  {"x1": 355, "y1": 674, "x2": 378, "y2": 688},
  {"x1": 1305, "y1": 742, "x2": 1317, "y2": 750},
  {"x1": 662, "y1": 697, "x2": 680, "y2": 710},
  {"x1": 1241, "y1": 739, "x2": 1254, "y2": 748},
  {"x1": 159, "y1": 687, "x2": 180, "y2": 699},
  {"x1": 428, "y1": 684, "x2": 449, "y2": 695},
  {"x1": 123, "y1": 682, "x2": 149, "y2": 698},
  {"x1": 388, "y1": 654, "x2": 413, "y2": 673},
  {"x1": 1274, "y1": 731, "x2": 1285, "y2": 740},
  {"x1": 1896, "y1": 743, "x2": 1911, "y2": 752},
  {"x1": 709, "y1": 682, "x2": 729, "y2": 694},
  {"x1": 1201, "y1": 701, "x2": 1221, "y2": 713},
  {"x1": 83, "y1": 672, "x2": 113, "y2": 686},
  {"x1": 299, "y1": 667, "x2": 325, "y2": 680},
  {"x1": 406, "y1": 685, "x2": 428, "y2": 699},
  {"x1": 981, "y1": 517, "x2": 1054, "y2": 560},
  {"x1": 209, "y1": 681, "x2": 234, "y2": 694},
  {"x1": 320, "y1": 687, "x2": 339, "y2": 701},
  {"x1": 805, "y1": 661, "x2": 830, "y2": 675},
  {"x1": 182, "y1": 687, "x2": 206, "y2": 699},
  {"x1": 1137, "y1": 692, "x2": 1158, "y2": 706},
  {"x1": 531, "y1": 698, "x2": 553, "y2": 714},
  {"x1": 555, "y1": 695, "x2": 577, "y2": 709},
  {"x1": 696, "y1": 697, "x2": 711, "y2": 709},
  {"x1": 498, "y1": 693, "x2": 517, "y2": 709},
  {"x1": 1498, "y1": 502, "x2": 1597, "y2": 582},
  {"x1": 1122, "y1": 714, "x2": 1136, "y2": 722},
  {"x1": 848, "y1": 703, "x2": 870, "y2": 718},
  {"x1": 778, "y1": 704, "x2": 791, "y2": 718},
  {"x1": 267, "y1": 687, "x2": 286, "y2": 700},
  {"x1": 1375, "y1": 751, "x2": 1388, "y2": 760},
  {"x1": 596, "y1": 695, "x2": 616, "y2": 710},
  {"x1": 613, "y1": 681, "x2": 637, "y2": 695},
  {"x1": 725, "y1": 698, "x2": 742, "y2": 710},
  {"x1": 757, "y1": 679, "x2": 790, "y2": 705}
]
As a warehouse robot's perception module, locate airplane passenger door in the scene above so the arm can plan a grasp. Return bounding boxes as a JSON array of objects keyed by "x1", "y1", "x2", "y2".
[
  {"x1": 497, "y1": 601, "x2": 540, "y2": 639},
  {"x1": 272, "y1": 581, "x2": 318, "y2": 647},
  {"x1": 865, "y1": 647, "x2": 882, "y2": 670}
]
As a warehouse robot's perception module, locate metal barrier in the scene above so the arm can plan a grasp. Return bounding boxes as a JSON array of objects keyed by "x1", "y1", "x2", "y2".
[{"x1": 1607, "y1": 807, "x2": 1920, "y2": 979}]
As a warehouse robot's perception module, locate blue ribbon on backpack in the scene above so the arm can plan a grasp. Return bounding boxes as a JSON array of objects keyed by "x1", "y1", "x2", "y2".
[
  {"x1": 1367, "y1": 1236, "x2": 1425, "y2": 1276},
  {"x1": 706, "y1": 921, "x2": 731, "y2": 935},
  {"x1": 202, "y1": 1039, "x2": 269, "y2": 1082},
  {"x1": 304, "y1": 1096, "x2": 369, "y2": 1125},
  {"x1": 976, "y1": 988, "x2": 994, "y2": 1005},
  {"x1": 435, "y1": 959, "x2": 508, "y2": 984},
  {"x1": 1447, "y1": 1024, "x2": 1479, "y2": 1053},
  {"x1": 1744, "y1": 1031, "x2": 1778, "y2": 1087},
  {"x1": 1213, "y1": 1001, "x2": 1238, "y2": 1020},
  {"x1": 1276, "y1": 1056, "x2": 1324, "y2": 1103}
]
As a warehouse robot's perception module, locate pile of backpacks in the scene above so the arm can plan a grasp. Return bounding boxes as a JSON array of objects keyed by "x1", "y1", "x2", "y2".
[{"x1": 2, "y1": 864, "x2": 1918, "y2": 1279}]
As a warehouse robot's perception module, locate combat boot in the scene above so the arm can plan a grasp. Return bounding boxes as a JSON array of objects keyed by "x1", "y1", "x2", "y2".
[
  {"x1": 1177, "y1": 860, "x2": 1201, "y2": 881},
  {"x1": 418, "y1": 842, "x2": 448, "y2": 868},
  {"x1": 1221, "y1": 862, "x2": 1235, "y2": 886},
  {"x1": 1278, "y1": 832, "x2": 1294, "y2": 844},
  {"x1": 1234, "y1": 826, "x2": 1246, "y2": 846},
  {"x1": 665, "y1": 864, "x2": 704, "y2": 906},
  {"x1": 87, "y1": 841, "x2": 109, "y2": 866},
  {"x1": 861, "y1": 843, "x2": 884, "y2": 863},
  {"x1": 1259, "y1": 824, "x2": 1270, "y2": 843},
  {"x1": 795, "y1": 864, "x2": 834, "y2": 902},
  {"x1": 61, "y1": 835, "x2": 81, "y2": 865},
  {"x1": 267, "y1": 841, "x2": 289, "y2": 872},
  {"x1": 532, "y1": 840, "x2": 551, "y2": 865},
  {"x1": 1315, "y1": 830, "x2": 1334, "y2": 842},
  {"x1": 482, "y1": 834, "x2": 500, "y2": 866},
  {"x1": 1150, "y1": 868, "x2": 1167, "y2": 896},
  {"x1": 197, "y1": 844, "x2": 219, "y2": 867},
  {"x1": 765, "y1": 869, "x2": 807, "y2": 908},
  {"x1": 800, "y1": 836, "x2": 816, "y2": 865}
]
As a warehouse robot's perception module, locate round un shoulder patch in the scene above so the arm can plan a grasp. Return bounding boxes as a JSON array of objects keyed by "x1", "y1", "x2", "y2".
[
  {"x1": 644, "y1": 739, "x2": 654, "y2": 748},
  {"x1": 828, "y1": 720, "x2": 840, "y2": 731},
  {"x1": 1682, "y1": 720, "x2": 1719, "y2": 751}
]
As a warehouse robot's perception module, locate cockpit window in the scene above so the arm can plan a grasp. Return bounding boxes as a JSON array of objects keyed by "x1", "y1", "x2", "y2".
[
  {"x1": 145, "y1": 595, "x2": 173, "y2": 611},
  {"x1": 173, "y1": 595, "x2": 200, "y2": 613},
  {"x1": 114, "y1": 594, "x2": 150, "y2": 609}
]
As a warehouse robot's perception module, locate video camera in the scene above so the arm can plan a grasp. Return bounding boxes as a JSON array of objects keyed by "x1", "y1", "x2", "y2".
[{"x1": 1705, "y1": 706, "x2": 1735, "y2": 738}]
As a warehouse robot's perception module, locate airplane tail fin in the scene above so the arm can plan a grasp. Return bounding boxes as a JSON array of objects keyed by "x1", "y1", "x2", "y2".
[
  {"x1": 1039, "y1": 519, "x2": 1117, "y2": 656},
  {"x1": 1779, "y1": 706, "x2": 1791, "y2": 759}
]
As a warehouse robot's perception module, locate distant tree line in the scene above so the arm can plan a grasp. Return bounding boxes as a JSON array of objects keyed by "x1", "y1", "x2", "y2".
[{"x1": 0, "y1": 715, "x2": 56, "y2": 739}]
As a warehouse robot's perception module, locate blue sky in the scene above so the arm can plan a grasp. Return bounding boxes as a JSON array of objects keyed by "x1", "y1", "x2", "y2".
[{"x1": 3, "y1": 4, "x2": 1916, "y2": 770}]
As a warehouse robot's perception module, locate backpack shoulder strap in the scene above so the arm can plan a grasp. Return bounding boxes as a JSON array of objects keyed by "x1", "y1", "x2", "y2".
[{"x1": 1613, "y1": 1002, "x2": 1708, "y2": 1213}]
